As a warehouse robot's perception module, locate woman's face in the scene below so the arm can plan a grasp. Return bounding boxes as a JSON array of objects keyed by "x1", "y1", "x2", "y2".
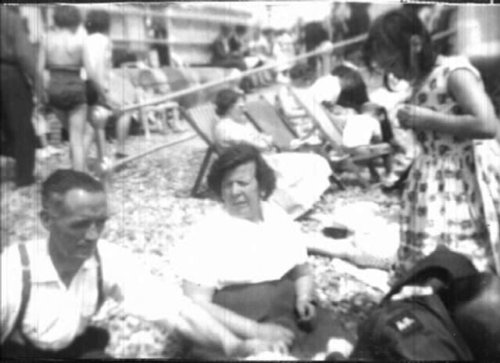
[
  {"x1": 372, "y1": 47, "x2": 409, "y2": 81},
  {"x1": 227, "y1": 97, "x2": 247, "y2": 123},
  {"x1": 221, "y1": 161, "x2": 262, "y2": 222}
]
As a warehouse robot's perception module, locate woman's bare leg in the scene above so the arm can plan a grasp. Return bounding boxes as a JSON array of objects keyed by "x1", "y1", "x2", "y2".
[
  {"x1": 68, "y1": 104, "x2": 88, "y2": 171},
  {"x1": 115, "y1": 113, "x2": 132, "y2": 156}
]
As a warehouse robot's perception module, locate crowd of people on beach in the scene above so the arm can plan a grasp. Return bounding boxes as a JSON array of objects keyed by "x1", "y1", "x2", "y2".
[{"x1": 1, "y1": 3, "x2": 500, "y2": 361}]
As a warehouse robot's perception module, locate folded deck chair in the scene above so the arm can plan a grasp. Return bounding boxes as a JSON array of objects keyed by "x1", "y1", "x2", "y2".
[
  {"x1": 287, "y1": 86, "x2": 392, "y2": 187},
  {"x1": 244, "y1": 95, "x2": 298, "y2": 151},
  {"x1": 178, "y1": 103, "x2": 220, "y2": 197}
]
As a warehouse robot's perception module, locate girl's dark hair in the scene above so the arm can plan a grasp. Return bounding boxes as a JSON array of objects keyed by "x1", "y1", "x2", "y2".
[
  {"x1": 53, "y1": 5, "x2": 82, "y2": 29},
  {"x1": 85, "y1": 9, "x2": 110, "y2": 34},
  {"x1": 363, "y1": 9, "x2": 436, "y2": 77},
  {"x1": 214, "y1": 88, "x2": 241, "y2": 117},
  {"x1": 303, "y1": 21, "x2": 329, "y2": 51},
  {"x1": 331, "y1": 65, "x2": 369, "y2": 112},
  {"x1": 207, "y1": 143, "x2": 276, "y2": 200},
  {"x1": 289, "y1": 62, "x2": 314, "y2": 82}
]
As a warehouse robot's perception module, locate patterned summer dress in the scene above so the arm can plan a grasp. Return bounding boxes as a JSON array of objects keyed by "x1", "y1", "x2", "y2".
[{"x1": 394, "y1": 55, "x2": 500, "y2": 280}]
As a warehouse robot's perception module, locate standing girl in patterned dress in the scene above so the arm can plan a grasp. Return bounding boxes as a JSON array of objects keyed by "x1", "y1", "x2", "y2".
[{"x1": 363, "y1": 9, "x2": 500, "y2": 282}]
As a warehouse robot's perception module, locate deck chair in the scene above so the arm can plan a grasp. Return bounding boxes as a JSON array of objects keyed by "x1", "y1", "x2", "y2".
[
  {"x1": 178, "y1": 103, "x2": 220, "y2": 197},
  {"x1": 287, "y1": 86, "x2": 392, "y2": 187},
  {"x1": 244, "y1": 95, "x2": 298, "y2": 151},
  {"x1": 245, "y1": 94, "x2": 346, "y2": 190}
]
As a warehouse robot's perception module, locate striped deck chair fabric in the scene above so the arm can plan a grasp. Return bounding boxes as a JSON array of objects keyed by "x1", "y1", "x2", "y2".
[
  {"x1": 179, "y1": 103, "x2": 219, "y2": 197},
  {"x1": 287, "y1": 86, "x2": 392, "y2": 187},
  {"x1": 244, "y1": 96, "x2": 297, "y2": 151}
]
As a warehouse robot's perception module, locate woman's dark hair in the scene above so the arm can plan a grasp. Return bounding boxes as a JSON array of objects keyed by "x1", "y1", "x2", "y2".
[
  {"x1": 303, "y1": 21, "x2": 329, "y2": 51},
  {"x1": 85, "y1": 9, "x2": 110, "y2": 34},
  {"x1": 289, "y1": 62, "x2": 315, "y2": 82},
  {"x1": 214, "y1": 88, "x2": 241, "y2": 117},
  {"x1": 363, "y1": 9, "x2": 436, "y2": 78},
  {"x1": 53, "y1": 5, "x2": 82, "y2": 29},
  {"x1": 207, "y1": 143, "x2": 276, "y2": 200},
  {"x1": 331, "y1": 65, "x2": 369, "y2": 111}
]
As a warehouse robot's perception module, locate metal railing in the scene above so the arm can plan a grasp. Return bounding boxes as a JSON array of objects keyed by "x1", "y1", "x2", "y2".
[{"x1": 111, "y1": 28, "x2": 457, "y2": 172}]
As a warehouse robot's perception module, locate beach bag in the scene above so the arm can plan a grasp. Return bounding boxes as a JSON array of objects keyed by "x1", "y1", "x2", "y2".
[
  {"x1": 350, "y1": 293, "x2": 473, "y2": 360},
  {"x1": 350, "y1": 247, "x2": 478, "y2": 361}
]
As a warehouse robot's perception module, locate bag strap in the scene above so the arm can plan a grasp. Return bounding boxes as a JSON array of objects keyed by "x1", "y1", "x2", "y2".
[
  {"x1": 94, "y1": 248, "x2": 105, "y2": 314},
  {"x1": 5, "y1": 243, "x2": 32, "y2": 343}
]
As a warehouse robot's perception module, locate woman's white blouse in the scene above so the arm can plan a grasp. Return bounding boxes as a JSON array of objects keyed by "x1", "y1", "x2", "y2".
[{"x1": 176, "y1": 202, "x2": 309, "y2": 290}]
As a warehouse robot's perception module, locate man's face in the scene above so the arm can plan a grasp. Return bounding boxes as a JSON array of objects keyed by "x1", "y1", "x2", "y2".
[
  {"x1": 45, "y1": 189, "x2": 108, "y2": 261},
  {"x1": 221, "y1": 161, "x2": 262, "y2": 222}
]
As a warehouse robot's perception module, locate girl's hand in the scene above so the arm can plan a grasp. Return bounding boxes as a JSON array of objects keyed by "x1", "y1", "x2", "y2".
[
  {"x1": 296, "y1": 298, "x2": 316, "y2": 322},
  {"x1": 396, "y1": 104, "x2": 434, "y2": 130}
]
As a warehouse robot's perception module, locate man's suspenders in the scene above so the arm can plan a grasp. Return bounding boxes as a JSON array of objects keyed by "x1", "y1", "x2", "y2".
[
  {"x1": 6, "y1": 243, "x2": 32, "y2": 343},
  {"x1": 5, "y1": 243, "x2": 104, "y2": 342},
  {"x1": 94, "y1": 248, "x2": 105, "y2": 313}
]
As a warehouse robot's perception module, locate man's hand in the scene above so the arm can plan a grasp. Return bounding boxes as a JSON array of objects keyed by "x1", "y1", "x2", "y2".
[
  {"x1": 296, "y1": 298, "x2": 316, "y2": 322},
  {"x1": 255, "y1": 322, "x2": 295, "y2": 345}
]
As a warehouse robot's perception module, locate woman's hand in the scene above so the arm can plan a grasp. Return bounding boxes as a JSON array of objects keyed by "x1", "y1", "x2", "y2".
[
  {"x1": 296, "y1": 298, "x2": 316, "y2": 322},
  {"x1": 255, "y1": 322, "x2": 295, "y2": 345},
  {"x1": 396, "y1": 104, "x2": 434, "y2": 130},
  {"x1": 289, "y1": 138, "x2": 305, "y2": 150}
]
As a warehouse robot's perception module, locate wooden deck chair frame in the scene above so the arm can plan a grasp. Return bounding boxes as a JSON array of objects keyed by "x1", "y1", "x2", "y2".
[
  {"x1": 243, "y1": 95, "x2": 298, "y2": 151},
  {"x1": 178, "y1": 103, "x2": 220, "y2": 197},
  {"x1": 287, "y1": 86, "x2": 392, "y2": 187}
]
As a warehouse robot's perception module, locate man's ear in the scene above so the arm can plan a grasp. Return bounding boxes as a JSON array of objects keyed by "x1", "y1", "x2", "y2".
[{"x1": 410, "y1": 35, "x2": 423, "y2": 54}]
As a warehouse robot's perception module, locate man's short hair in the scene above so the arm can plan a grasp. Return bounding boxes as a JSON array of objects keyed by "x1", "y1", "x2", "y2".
[
  {"x1": 207, "y1": 143, "x2": 276, "y2": 200},
  {"x1": 41, "y1": 169, "x2": 104, "y2": 211}
]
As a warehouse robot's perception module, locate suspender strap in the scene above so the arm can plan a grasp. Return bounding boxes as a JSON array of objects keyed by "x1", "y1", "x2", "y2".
[
  {"x1": 5, "y1": 243, "x2": 32, "y2": 343},
  {"x1": 94, "y1": 248, "x2": 105, "y2": 313}
]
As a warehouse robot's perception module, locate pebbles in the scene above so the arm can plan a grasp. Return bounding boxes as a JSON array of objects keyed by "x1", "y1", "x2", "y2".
[{"x1": 1, "y1": 131, "x2": 403, "y2": 358}]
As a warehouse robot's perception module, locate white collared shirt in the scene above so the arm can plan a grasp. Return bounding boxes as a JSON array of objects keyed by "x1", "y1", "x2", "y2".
[
  {"x1": 175, "y1": 202, "x2": 308, "y2": 290},
  {"x1": 1, "y1": 239, "x2": 185, "y2": 350}
]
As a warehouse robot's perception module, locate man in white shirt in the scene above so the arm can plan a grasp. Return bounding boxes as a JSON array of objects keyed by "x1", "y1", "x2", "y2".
[{"x1": 0, "y1": 169, "x2": 280, "y2": 359}]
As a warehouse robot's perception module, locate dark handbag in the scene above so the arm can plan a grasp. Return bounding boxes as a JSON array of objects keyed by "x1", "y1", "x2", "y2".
[
  {"x1": 445, "y1": 273, "x2": 500, "y2": 360},
  {"x1": 350, "y1": 293, "x2": 474, "y2": 360},
  {"x1": 350, "y1": 247, "x2": 481, "y2": 361}
]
